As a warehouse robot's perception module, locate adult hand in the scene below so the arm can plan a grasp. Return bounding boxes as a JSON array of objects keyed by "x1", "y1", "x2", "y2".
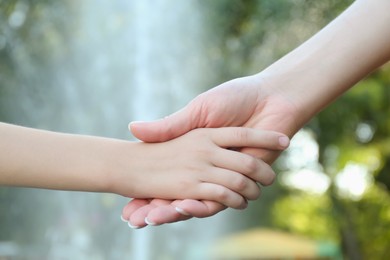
[
  {"x1": 130, "y1": 75, "x2": 299, "y2": 161},
  {"x1": 121, "y1": 74, "x2": 302, "y2": 228}
]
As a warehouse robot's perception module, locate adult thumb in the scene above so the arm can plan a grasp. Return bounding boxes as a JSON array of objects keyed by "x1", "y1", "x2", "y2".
[{"x1": 129, "y1": 105, "x2": 197, "y2": 142}]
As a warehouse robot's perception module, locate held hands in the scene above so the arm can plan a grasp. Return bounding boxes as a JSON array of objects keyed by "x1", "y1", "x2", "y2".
[
  {"x1": 120, "y1": 127, "x2": 288, "y2": 228},
  {"x1": 124, "y1": 0, "x2": 390, "y2": 227},
  {"x1": 122, "y1": 75, "x2": 300, "y2": 227}
]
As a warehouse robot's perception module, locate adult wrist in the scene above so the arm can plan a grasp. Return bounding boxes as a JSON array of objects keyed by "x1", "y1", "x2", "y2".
[{"x1": 253, "y1": 71, "x2": 314, "y2": 134}]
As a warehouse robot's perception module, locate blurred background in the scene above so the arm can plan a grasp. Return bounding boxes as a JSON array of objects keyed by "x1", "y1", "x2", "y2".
[{"x1": 1, "y1": 0, "x2": 390, "y2": 259}]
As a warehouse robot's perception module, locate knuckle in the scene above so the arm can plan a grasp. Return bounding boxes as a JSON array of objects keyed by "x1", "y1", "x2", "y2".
[
  {"x1": 243, "y1": 156, "x2": 259, "y2": 174},
  {"x1": 234, "y1": 128, "x2": 250, "y2": 143},
  {"x1": 213, "y1": 187, "x2": 246, "y2": 209},
  {"x1": 188, "y1": 97, "x2": 207, "y2": 125},
  {"x1": 178, "y1": 177, "x2": 195, "y2": 192},
  {"x1": 195, "y1": 146, "x2": 212, "y2": 159},
  {"x1": 214, "y1": 187, "x2": 231, "y2": 203},
  {"x1": 232, "y1": 176, "x2": 249, "y2": 192}
]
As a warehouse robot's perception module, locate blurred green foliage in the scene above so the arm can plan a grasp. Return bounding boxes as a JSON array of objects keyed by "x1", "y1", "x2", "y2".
[{"x1": 272, "y1": 192, "x2": 338, "y2": 240}]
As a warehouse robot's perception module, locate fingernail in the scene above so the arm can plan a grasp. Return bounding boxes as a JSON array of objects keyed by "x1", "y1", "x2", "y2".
[
  {"x1": 120, "y1": 215, "x2": 128, "y2": 222},
  {"x1": 129, "y1": 121, "x2": 145, "y2": 125},
  {"x1": 128, "y1": 222, "x2": 141, "y2": 229},
  {"x1": 175, "y1": 207, "x2": 190, "y2": 216},
  {"x1": 144, "y1": 217, "x2": 156, "y2": 226},
  {"x1": 279, "y1": 136, "x2": 290, "y2": 148},
  {"x1": 128, "y1": 121, "x2": 147, "y2": 128}
]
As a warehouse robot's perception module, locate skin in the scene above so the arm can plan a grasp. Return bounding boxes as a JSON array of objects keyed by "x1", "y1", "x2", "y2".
[
  {"x1": 122, "y1": 0, "x2": 390, "y2": 227},
  {"x1": 0, "y1": 123, "x2": 288, "y2": 212}
]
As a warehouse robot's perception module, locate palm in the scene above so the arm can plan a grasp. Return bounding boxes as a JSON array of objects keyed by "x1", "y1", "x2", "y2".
[{"x1": 123, "y1": 75, "x2": 301, "y2": 227}]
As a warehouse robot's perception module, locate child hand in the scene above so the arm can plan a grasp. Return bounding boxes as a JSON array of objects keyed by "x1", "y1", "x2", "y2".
[{"x1": 118, "y1": 127, "x2": 288, "y2": 227}]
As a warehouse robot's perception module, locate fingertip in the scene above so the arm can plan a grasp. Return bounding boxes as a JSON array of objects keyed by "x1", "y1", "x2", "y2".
[
  {"x1": 278, "y1": 135, "x2": 290, "y2": 148},
  {"x1": 128, "y1": 121, "x2": 154, "y2": 141},
  {"x1": 234, "y1": 197, "x2": 248, "y2": 210},
  {"x1": 120, "y1": 215, "x2": 128, "y2": 222},
  {"x1": 128, "y1": 121, "x2": 144, "y2": 132},
  {"x1": 128, "y1": 222, "x2": 142, "y2": 229},
  {"x1": 127, "y1": 122, "x2": 133, "y2": 132},
  {"x1": 145, "y1": 217, "x2": 158, "y2": 226},
  {"x1": 262, "y1": 171, "x2": 276, "y2": 186},
  {"x1": 175, "y1": 207, "x2": 191, "y2": 216}
]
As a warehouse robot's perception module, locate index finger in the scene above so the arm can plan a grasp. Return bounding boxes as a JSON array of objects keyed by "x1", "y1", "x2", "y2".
[{"x1": 210, "y1": 127, "x2": 289, "y2": 150}]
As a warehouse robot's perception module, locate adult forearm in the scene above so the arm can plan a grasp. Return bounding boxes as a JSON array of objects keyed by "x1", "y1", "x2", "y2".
[
  {"x1": 0, "y1": 123, "x2": 124, "y2": 192},
  {"x1": 260, "y1": 0, "x2": 390, "y2": 127}
]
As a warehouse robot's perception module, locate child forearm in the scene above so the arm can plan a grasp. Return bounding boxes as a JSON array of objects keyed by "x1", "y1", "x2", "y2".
[{"x1": 0, "y1": 122, "x2": 123, "y2": 192}]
